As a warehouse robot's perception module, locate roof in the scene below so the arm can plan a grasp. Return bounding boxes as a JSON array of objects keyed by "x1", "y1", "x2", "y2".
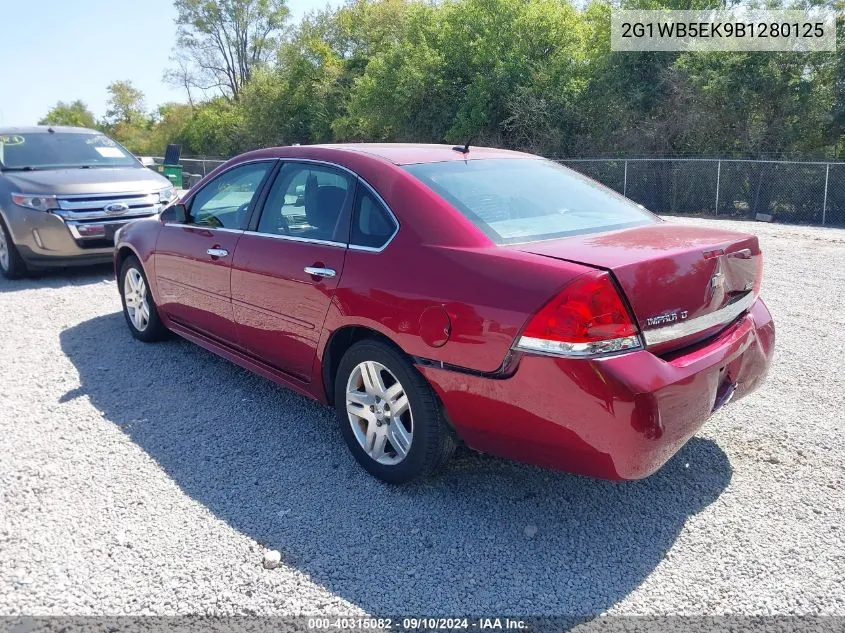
[
  {"x1": 300, "y1": 143, "x2": 536, "y2": 165},
  {"x1": 0, "y1": 125, "x2": 99, "y2": 135}
]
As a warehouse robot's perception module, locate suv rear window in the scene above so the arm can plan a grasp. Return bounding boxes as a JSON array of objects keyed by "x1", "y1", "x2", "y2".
[{"x1": 404, "y1": 158, "x2": 657, "y2": 244}]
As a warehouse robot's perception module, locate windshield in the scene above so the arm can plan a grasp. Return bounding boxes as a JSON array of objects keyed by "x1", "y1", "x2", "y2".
[
  {"x1": 0, "y1": 132, "x2": 139, "y2": 170},
  {"x1": 404, "y1": 158, "x2": 658, "y2": 244}
]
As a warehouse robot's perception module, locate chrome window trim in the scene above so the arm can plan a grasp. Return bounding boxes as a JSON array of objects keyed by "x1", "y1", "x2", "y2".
[
  {"x1": 163, "y1": 223, "x2": 245, "y2": 235},
  {"x1": 642, "y1": 292, "x2": 756, "y2": 346},
  {"x1": 242, "y1": 230, "x2": 346, "y2": 249},
  {"x1": 181, "y1": 157, "x2": 279, "y2": 225},
  {"x1": 245, "y1": 157, "x2": 400, "y2": 253},
  {"x1": 347, "y1": 178, "x2": 400, "y2": 253},
  {"x1": 272, "y1": 157, "x2": 359, "y2": 179}
]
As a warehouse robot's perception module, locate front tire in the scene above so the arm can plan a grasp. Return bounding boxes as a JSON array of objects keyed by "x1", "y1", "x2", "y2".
[
  {"x1": 0, "y1": 216, "x2": 28, "y2": 279},
  {"x1": 119, "y1": 256, "x2": 169, "y2": 342},
  {"x1": 335, "y1": 340, "x2": 456, "y2": 484}
]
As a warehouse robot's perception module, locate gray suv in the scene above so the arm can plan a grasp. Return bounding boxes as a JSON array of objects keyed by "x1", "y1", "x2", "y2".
[{"x1": 0, "y1": 126, "x2": 175, "y2": 279}]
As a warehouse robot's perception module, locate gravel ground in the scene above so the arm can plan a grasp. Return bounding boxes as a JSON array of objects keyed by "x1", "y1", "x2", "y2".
[{"x1": 1, "y1": 217, "x2": 843, "y2": 617}]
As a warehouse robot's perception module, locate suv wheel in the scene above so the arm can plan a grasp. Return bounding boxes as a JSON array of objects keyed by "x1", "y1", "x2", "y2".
[
  {"x1": 119, "y1": 256, "x2": 169, "y2": 342},
  {"x1": 0, "y1": 216, "x2": 28, "y2": 279},
  {"x1": 334, "y1": 340, "x2": 456, "y2": 484}
]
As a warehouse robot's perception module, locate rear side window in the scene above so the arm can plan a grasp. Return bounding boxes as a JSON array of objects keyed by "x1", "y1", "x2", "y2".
[
  {"x1": 350, "y1": 187, "x2": 397, "y2": 250},
  {"x1": 404, "y1": 158, "x2": 657, "y2": 244}
]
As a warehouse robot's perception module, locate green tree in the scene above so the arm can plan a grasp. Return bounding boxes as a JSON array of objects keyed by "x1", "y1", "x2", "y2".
[
  {"x1": 38, "y1": 100, "x2": 97, "y2": 128},
  {"x1": 171, "y1": 0, "x2": 290, "y2": 100},
  {"x1": 104, "y1": 80, "x2": 147, "y2": 126}
]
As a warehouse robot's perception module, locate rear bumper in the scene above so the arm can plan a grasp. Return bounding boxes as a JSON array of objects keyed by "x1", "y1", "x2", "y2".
[{"x1": 420, "y1": 298, "x2": 775, "y2": 480}]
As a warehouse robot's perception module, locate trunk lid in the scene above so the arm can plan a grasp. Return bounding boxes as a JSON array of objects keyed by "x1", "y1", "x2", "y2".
[{"x1": 513, "y1": 222, "x2": 761, "y2": 351}]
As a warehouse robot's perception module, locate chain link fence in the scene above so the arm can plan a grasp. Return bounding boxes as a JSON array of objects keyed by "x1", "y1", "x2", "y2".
[
  {"x1": 157, "y1": 156, "x2": 845, "y2": 227},
  {"x1": 559, "y1": 158, "x2": 845, "y2": 226}
]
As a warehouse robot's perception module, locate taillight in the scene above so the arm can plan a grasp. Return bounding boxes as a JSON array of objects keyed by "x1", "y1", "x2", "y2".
[{"x1": 515, "y1": 271, "x2": 642, "y2": 358}]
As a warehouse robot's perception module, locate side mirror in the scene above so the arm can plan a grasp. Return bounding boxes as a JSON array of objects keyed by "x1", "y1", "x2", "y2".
[{"x1": 160, "y1": 203, "x2": 187, "y2": 224}]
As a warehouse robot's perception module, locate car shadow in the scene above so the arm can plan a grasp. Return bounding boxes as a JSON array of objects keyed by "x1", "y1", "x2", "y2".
[
  {"x1": 0, "y1": 264, "x2": 113, "y2": 293},
  {"x1": 60, "y1": 313, "x2": 733, "y2": 617}
]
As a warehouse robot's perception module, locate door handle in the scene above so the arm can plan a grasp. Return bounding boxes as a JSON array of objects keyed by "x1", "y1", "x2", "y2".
[
  {"x1": 206, "y1": 248, "x2": 229, "y2": 258},
  {"x1": 304, "y1": 266, "x2": 336, "y2": 278}
]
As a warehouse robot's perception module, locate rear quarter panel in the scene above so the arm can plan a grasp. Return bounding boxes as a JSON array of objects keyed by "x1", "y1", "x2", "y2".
[{"x1": 322, "y1": 238, "x2": 591, "y2": 374}]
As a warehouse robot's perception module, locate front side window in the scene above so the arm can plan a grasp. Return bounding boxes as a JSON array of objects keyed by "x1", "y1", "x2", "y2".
[
  {"x1": 0, "y1": 132, "x2": 138, "y2": 170},
  {"x1": 189, "y1": 162, "x2": 272, "y2": 230},
  {"x1": 350, "y1": 187, "x2": 397, "y2": 250},
  {"x1": 404, "y1": 158, "x2": 658, "y2": 244},
  {"x1": 256, "y1": 163, "x2": 353, "y2": 242}
]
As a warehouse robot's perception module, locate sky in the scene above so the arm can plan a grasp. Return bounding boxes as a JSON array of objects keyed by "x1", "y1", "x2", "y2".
[{"x1": 0, "y1": 0, "x2": 335, "y2": 126}]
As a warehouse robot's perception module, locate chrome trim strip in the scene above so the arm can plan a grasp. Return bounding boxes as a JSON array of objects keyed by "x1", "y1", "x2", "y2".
[
  {"x1": 54, "y1": 205, "x2": 160, "y2": 221},
  {"x1": 66, "y1": 218, "x2": 144, "y2": 239},
  {"x1": 304, "y1": 266, "x2": 337, "y2": 278},
  {"x1": 347, "y1": 177, "x2": 400, "y2": 253},
  {"x1": 164, "y1": 223, "x2": 245, "y2": 235},
  {"x1": 515, "y1": 335, "x2": 643, "y2": 358},
  {"x1": 58, "y1": 193, "x2": 159, "y2": 211},
  {"x1": 54, "y1": 189, "x2": 164, "y2": 200},
  {"x1": 275, "y1": 157, "x2": 359, "y2": 179},
  {"x1": 242, "y1": 230, "x2": 346, "y2": 248},
  {"x1": 642, "y1": 292, "x2": 756, "y2": 346}
]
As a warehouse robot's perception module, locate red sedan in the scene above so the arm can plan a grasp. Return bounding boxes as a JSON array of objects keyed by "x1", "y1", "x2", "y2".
[{"x1": 114, "y1": 144, "x2": 775, "y2": 483}]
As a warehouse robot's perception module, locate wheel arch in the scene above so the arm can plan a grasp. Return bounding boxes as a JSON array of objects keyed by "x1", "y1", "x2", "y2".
[
  {"x1": 321, "y1": 325, "x2": 411, "y2": 406},
  {"x1": 114, "y1": 244, "x2": 138, "y2": 277}
]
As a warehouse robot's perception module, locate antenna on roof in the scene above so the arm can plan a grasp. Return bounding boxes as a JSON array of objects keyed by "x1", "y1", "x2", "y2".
[
  {"x1": 452, "y1": 135, "x2": 478, "y2": 155},
  {"x1": 47, "y1": 127, "x2": 56, "y2": 134}
]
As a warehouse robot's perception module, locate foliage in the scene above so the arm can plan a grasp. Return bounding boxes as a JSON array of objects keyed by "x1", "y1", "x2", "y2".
[
  {"x1": 40, "y1": 0, "x2": 843, "y2": 160},
  {"x1": 38, "y1": 100, "x2": 98, "y2": 129},
  {"x1": 171, "y1": 0, "x2": 290, "y2": 99}
]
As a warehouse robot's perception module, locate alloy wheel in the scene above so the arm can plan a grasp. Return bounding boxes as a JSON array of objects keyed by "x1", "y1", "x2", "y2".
[
  {"x1": 345, "y1": 360, "x2": 413, "y2": 465},
  {"x1": 123, "y1": 268, "x2": 150, "y2": 332}
]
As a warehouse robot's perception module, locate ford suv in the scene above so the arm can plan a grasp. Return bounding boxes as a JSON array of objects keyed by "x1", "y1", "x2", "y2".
[{"x1": 0, "y1": 126, "x2": 175, "y2": 279}]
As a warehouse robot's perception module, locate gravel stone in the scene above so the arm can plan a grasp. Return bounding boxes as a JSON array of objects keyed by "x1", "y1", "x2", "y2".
[
  {"x1": 262, "y1": 550, "x2": 282, "y2": 570},
  {"x1": 1, "y1": 217, "x2": 844, "y2": 616}
]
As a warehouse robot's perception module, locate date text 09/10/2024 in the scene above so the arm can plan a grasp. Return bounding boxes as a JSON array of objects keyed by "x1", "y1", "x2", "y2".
[{"x1": 307, "y1": 618, "x2": 528, "y2": 630}]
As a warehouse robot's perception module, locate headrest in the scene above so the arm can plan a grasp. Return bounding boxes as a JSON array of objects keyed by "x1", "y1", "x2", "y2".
[{"x1": 306, "y1": 185, "x2": 347, "y2": 238}]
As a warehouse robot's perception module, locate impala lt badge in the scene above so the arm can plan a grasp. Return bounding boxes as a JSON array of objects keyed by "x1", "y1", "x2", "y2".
[{"x1": 646, "y1": 310, "x2": 689, "y2": 327}]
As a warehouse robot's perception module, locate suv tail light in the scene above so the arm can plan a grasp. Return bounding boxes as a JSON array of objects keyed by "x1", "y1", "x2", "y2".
[{"x1": 515, "y1": 271, "x2": 642, "y2": 358}]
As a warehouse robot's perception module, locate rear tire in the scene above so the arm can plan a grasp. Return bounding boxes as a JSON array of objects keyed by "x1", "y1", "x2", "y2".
[
  {"x1": 334, "y1": 339, "x2": 456, "y2": 484},
  {"x1": 119, "y1": 256, "x2": 169, "y2": 342},
  {"x1": 0, "y1": 216, "x2": 28, "y2": 279}
]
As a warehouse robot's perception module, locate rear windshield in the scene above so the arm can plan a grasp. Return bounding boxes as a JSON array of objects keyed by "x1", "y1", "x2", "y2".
[
  {"x1": 404, "y1": 158, "x2": 657, "y2": 244},
  {"x1": 0, "y1": 132, "x2": 139, "y2": 170}
]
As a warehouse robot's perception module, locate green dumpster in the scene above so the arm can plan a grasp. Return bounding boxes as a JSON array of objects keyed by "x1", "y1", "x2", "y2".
[
  {"x1": 156, "y1": 164, "x2": 183, "y2": 188},
  {"x1": 156, "y1": 144, "x2": 184, "y2": 188}
]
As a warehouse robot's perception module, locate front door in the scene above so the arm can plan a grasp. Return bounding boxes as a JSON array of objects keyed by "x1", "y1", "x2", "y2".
[
  {"x1": 155, "y1": 160, "x2": 275, "y2": 344},
  {"x1": 231, "y1": 162, "x2": 354, "y2": 380}
]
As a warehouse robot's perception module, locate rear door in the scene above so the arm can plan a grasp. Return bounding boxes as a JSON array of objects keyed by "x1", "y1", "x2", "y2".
[
  {"x1": 155, "y1": 160, "x2": 275, "y2": 344},
  {"x1": 230, "y1": 161, "x2": 355, "y2": 380}
]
